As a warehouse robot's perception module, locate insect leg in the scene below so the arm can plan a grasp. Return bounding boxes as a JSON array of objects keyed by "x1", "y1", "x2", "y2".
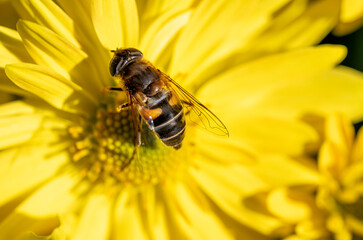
[
  {"x1": 103, "y1": 87, "x2": 124, "y2": 92},
  {"x1": 106, "y1": 102, "x2": 130, "y2": 117},
  {"x1": 116, "y1": 102, "x2": 130, "y2": 112},
  {"x1": 121, "y1": 96, "x2": 141, "y2": 170},
  {"x1": 103, "y1": 86, "x2": 129, "y2": 113}
]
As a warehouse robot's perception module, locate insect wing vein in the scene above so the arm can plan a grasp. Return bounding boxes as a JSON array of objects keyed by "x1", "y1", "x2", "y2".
[{"x1": 160, "y1": 72, "x2": 229, "y2": 136}]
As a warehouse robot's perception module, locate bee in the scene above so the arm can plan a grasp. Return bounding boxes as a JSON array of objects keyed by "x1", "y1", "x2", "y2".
[{"x1": 108, "y1": 48, "x2": 228, "y2": 169}]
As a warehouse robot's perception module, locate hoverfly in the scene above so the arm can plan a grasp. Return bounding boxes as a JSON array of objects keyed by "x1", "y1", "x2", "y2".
[{"x1": 108, "y1": 48, "x2": 228, "y2": 169}]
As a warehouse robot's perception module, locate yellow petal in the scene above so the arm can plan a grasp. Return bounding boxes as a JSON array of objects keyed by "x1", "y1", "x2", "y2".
[
  {"x1": 140, "y1": 10, "x2": 191, "y2": 67},
  {"x1": 0, "y1": 92, "x2": 14, "y2": 104},
  {"x1": 340, "y1": 0, "x2": 363, "y2": 22},
  {"x1": 16, "y1": 20, "x2": 87, "y2": 80},
  {"x1": 55, "y1": 0, "x2": 98, "y2": 46},
  {"x1": 17, "y1": 174, "x2": 80, "y2": 217},
  {"x1": 0, "y1": 68, "x2": 34, "y2": 97},
  {"x1": 73, "y1": 193, "x2": 111, "y2": 240},
  {"x1": 319, "y1": 142, "x2": 346, "y2": 180},
  {"x1": 192, "y1": 157, "x2": 268, "y2": 196},
  {"x1": 0, "y1": 114, "x2": 42, "y2": 149},
  {"x1": 249, "y1": 66, "x2": 363, "y2": 122},
  {"x1": 346, "y1": 215, "x2": 363, "y2": 237},
  {"x1": 0, "y1": 150, "x2": 68, "y2": 206},
  {"x1": 0, "y1": 1, "x2": 18, "y2": 29},
  {"x1": 189, "y1": 164, "x2": 289, "y2": 236},
  {"x1": 16, "y1": 19, "x2": 104, "y2": 95},
  {"x1": 5, "y1": 62, "x2": 77, "y2": 106},
  {"x1": 50, "y1": 229, "x2": 66, "y2": 240},
  {"x1": 325, "y1": 114, "x2": 354, "y2": 157},
  {"x1": 91, "y1": 0, "x2": 139, "y2": 49},
  {"x1": 352, "y1": 127, "x2": 363, "y2": 163},
  {"x1": 200, "y1": 45, "x2": 346, "y2": 113},
  {"x1": 0, "y1": 26, "x2": 32, "y2": 67},
  {"x1": 327, "y1": 213, "x2": 352, "y2": 239},
  {"x1": 5, "y1": 63, "x2": 97, "y2": 113},
  {"x1": 19, "y1": 228, "x2": 66, "y2": 240},
  {"x1": 149, "y1": 201, "x2": 169, "y2": 240},
  {"x1": 267, "y1": 188, "x2": 313, "y2": 223},
  {"x1": 138, "y1": 187, "x2": 169, "y2": 240},
  {"x1": 190, "y1": 155, "x2": 319, "y2": 235},
  {"x1": 295, "y1": 218, "x2": 330, "y2": 239},
  {"x1": 0, "y1": 212, "x2": 59, "y2": 240},
  {"x1": 12, "y1": 0, "x2": 80, "y2": 47},
  {"x1": 164, "y1": 181, "x2": 234, "y2": 239},
  {"x1": 113, "y1": 189, "x2": 148, "y2": 239},
  {"x1": 0, "y1": 148, "x2": 20, "y2": 176},
  {"x1": 257, "y1": 0, "x2": 340, "y2": 50},
  {"x1": 333, "y1": 18, "x2": 363, "y2": 36},
  {"x1": 55, "y1": 0, "x2": 112, "y2": 86},
  {"x1": 0, "y1": 100, "x2": 35, "y2": 117},
  {"x1": 250, "y1": 155, "x2": 320, "y2": 187},
  {"x1": 263, "y1": 0, "x2": 308, "y2": 33},
  {"x1": 0, "y1": 113, "x2": 67, "y2": 176},
  {"x1": 170, "y1": 0, "x2": 290, "y2": 87},
  {"x1": 195, "y1": 133, "x2": 257, "y2": 165},
  {"x1": 287, "y1": 0, "x2": 338, "y2": 47},
  {"x1": 57, "y1": 213, "x2": 77, "y2": 239},
  {"x1": 199, "y1": 115, "x2": 319, "y2": 156},
  {"x1": 137, "y1": 0, "x2": 194, "y2": 27},
  {"x1": 319, "y1": 113, "x2": 357, "y2": 185}
]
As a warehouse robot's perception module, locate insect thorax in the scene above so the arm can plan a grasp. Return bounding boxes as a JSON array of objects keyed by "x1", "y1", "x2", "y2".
[{"x1": 121, "y1": 60, "x2": 159, "y2": 93}]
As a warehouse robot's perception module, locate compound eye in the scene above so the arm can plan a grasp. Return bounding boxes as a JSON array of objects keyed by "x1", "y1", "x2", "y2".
[
  {"x1": 109, "y1": 55, "x2": 124, "y2": 76},
  {"x1": 129, "y1": 49, "x2": 143, "y2": 59}
]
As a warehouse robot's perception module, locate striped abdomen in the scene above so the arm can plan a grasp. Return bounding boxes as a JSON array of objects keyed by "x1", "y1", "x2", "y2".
[{"x1": 138, "y1": 88, "x2": 185, "y2": 149}]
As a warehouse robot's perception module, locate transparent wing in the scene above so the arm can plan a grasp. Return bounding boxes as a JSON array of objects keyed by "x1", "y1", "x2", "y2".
[{"x1": 159, "y1": 71, "x2": 229, "y2": 136}]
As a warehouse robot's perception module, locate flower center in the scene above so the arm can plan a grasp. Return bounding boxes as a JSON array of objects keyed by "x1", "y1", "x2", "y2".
[{"x1": 68, "y1": 99, "x2": 188, "y2": 185}]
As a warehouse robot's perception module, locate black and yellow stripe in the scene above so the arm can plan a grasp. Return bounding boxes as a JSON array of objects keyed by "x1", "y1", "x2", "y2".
[{"x1": 144, "y1": 89, "x2": 186, "y2": 149}]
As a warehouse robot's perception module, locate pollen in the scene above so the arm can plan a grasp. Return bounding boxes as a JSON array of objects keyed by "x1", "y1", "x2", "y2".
[{"x1": 68, "y1": 102, "x2": 187, "y2": 185}]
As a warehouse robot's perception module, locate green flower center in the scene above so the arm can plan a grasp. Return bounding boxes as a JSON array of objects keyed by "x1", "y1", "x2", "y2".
[{"x1": 68, "y1": 98, "x2": 188, "y2": 185}]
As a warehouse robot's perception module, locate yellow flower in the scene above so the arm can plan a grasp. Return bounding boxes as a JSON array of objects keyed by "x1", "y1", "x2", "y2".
[
  {"x1": 334, "y1": 0, "x2": 363, "y2": 35},
  {"x1": 1, "y1": 1, "x2": 363, "y2": 239},
  {"x1": 250, "y1": 113, "x2": 363, "y2": 239},
  {"x1": 316, "y1": 114, "x2": 363, "y2": 239}
]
